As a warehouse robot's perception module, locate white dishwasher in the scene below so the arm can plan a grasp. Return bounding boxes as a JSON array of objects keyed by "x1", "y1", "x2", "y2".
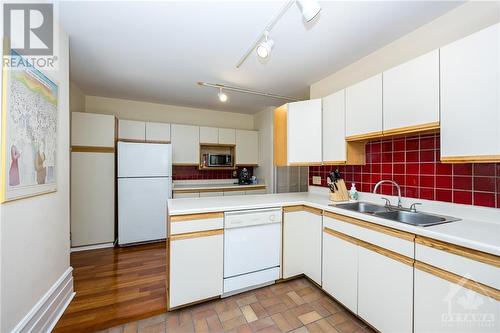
[{"x1": 223, "y1": 208, "x2": 282, "y2": 296}]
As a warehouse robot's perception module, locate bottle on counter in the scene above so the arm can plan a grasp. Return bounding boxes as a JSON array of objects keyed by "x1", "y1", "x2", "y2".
[{"x1": 349, "y1": 183, "x2": 359, "y2": 201}]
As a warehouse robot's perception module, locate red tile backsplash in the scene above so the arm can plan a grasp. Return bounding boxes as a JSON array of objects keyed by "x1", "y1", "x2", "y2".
[
  {"x1": 173, "y1": 166, "x2": 253, "y2": 181},
  {"x1": 309, "y1": 133, "x2": 500, "y2": 208}
]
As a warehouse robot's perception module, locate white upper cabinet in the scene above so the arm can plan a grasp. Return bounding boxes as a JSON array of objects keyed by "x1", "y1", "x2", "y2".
[
  {"x1": 287, "y1": 99, "x2": 322, "y2": 164},
  {"x1": 235, "y1": 130, "x2": 258, "y2": 165},
  {"x1": 118, "y1": 119, "x2": 145, "y2": 141},
  {"x1": 145, "y1": 122, "x2": 171, "y2": 142},
  {"x1": 72, "y1": 112, "x2": 115, "y2": 147},
  {"x1": 199, "y1": 126, "x2": 219, "y2": 144},
  {"x1": 440, "y1": 23, "x2": 500, "y2": 162},
  {"x1": 218, "y1": 128, "x2": 236, "y2": 145},
  {"x1": 383, "y1": 50, "x2": 440, "y2": 134},
  {"x1": 346, "y1": 74, "x2": 383, "y2": 140},
  {"x1": 322, "y1": 90, "x2": 346, "y2": 163},
  {"x1": 171, "y1": 124, "x2": 200, "y2": 165}
]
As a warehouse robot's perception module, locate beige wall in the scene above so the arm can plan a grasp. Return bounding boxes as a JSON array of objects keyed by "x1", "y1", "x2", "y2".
[
  {"x1": 1, "y1": 20, "x2": 71, "y2": 332},
  {"x1": 70, "y1": 81, "x2": 86, "y2": 113},
  {"x1": 85, "y1": 95, "x2": 255, "y2": 130},
  {"x1": 310, "y1": 1, "x2": 500, "y2": 98}
]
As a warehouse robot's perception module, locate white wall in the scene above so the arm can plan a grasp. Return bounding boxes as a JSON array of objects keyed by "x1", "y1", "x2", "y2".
[
  {"x1": 0, "y1": 19, "x2": 71, "y2": 333},
  {"x1": 85, "y1": 95, "x2": 255, "y2": 130},
  {"x1": 70, "y1": 81, "x2": 86, "y2": 113},
  {"x1": 310, "y1": 1, "x2": 500, "y2": 98},
  {"x1": 253, "y1": 107, "x2": 275, "y2": 193}
]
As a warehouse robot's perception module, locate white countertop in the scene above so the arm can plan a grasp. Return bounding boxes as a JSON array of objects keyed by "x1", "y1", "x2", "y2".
[
  {"x1": 173, "y1": 183, "x2": 266, "y2": 192},
  {"x1": 168, "y1": 192, "x2": 500, "y2": 256}
]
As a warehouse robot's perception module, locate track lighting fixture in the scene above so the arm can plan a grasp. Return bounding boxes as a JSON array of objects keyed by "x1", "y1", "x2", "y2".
[
  {"x1": 236, "y1": 0, "x2": 322, "y2": 68},
  {"x1": 218, "y1": 87, "x2": 228, "y2": 102},
  {"x1": 256, "y1": 31, "x2": 274, "y2": 59}
]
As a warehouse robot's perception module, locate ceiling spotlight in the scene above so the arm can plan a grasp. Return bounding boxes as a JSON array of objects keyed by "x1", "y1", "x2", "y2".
[
  {"x1": 296, "y1": 0, "x2": 321, "y2": 22},
  {"x1": 218, "y1": 88, "x2": 228, "y2": 102},
  {"x1": 256, "y1": 31, "x2": 274, "y2": 59}
]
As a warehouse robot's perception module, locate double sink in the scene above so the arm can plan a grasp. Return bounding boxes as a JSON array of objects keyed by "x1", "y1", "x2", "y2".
[{"x1": 333, "y1": 202, "x2": 460, "y2": 227}]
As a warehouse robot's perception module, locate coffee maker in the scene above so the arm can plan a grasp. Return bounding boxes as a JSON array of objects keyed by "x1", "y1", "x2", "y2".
[{"x1": 238, "y1": 168, "x2": 252, "y2": 185}]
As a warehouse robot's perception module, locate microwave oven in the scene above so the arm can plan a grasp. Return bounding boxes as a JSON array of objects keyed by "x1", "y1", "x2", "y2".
[{"x1": 208, "y1": 154, "x2": 232, "y2": 167}]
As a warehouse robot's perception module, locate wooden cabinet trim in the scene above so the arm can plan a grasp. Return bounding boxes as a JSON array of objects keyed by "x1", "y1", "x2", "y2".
[
  {"x1": 324, "y1": 227, "x2": 414, "y2": 266},
  {"x1": 283, "y1": 205, "x2": 322, "y2": 216},
  {"x1": 170, "y1": 229, "x2": 223, "y2": 241},
  {"x1": 441, "y1": 155, "x2": 500, "y2": 163},
  {"x1": 289, "y1": 162, "x2": 323, "y2": 166},
  {"x1": 172, "y1": 163, "x2": 199, "y2": 166},
  {"x1": 382, "y1": 122, "x2": 440, "y2": 137},
  {"x1": 415, "y1": 261, "x2": 500, "y2": 301},
  {"x1": 71, "y1": 146, "x2": 115, "y2": 153},
  {"x1": 346, "y1": 131, "x2": 383, "y2": 142},
  {"x1": 323, "y1": 211, "x2": 415, "y2": 242},
  {"x1": 415, "y1": 236, "x2": 500, "y2": 268},
  {"x1": 170, "y1": 212, "x2": 224, "y2": 222}
]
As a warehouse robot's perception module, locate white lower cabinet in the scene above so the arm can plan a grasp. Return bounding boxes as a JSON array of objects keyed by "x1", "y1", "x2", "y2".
[
  {"x1": 322, "y1": 230, "x2": 358, "y2": 313},
  {"x1": 283, "y1": 208, "x2": 322, "y2": 284},
  {"x1": 358, "y1": 247, "x2": 414, "y2": 333},
  {"x1": 414, "y1": 268, "x2": 500, "y2": 333},
  {"x1": 169, "y1": 232, "x2": 223, "y2": 308}
]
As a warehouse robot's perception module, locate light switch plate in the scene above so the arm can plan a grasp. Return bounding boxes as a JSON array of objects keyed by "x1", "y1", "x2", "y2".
[{"x1": 312, "y1": 176, "x2": 321, "y2": 185}]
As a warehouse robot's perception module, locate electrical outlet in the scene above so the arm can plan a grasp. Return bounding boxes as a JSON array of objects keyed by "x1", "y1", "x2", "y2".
[{"x1": 312, "y1": 176, "x2": 322, "y2": 185}]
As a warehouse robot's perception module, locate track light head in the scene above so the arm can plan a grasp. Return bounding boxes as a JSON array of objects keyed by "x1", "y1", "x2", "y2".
[
  {"x1": 297, "y1": 0, "x2": 321, "y2": 22},
  {"x1": 218, "y1": 88, "x2": 228, "y2": 102},
  {"x1": 256, "y1": 31, "x2": 274, "y2": 59}
]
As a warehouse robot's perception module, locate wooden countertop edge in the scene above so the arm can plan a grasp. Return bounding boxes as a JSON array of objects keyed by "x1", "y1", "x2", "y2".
[{"x1": 173, "y1": 185, "x2": 266, "y2": 193}]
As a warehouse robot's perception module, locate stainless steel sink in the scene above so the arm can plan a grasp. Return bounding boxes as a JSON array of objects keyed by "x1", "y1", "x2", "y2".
[
  {"x1": 334, "y1": 202, "x2": 390, "y2": 214},
  {"x1": 373, "y1": 210, "x2": 460, "y2": 227},
  {"x1": 332, "y1": 201, "x2": 460, "y2": 227}
]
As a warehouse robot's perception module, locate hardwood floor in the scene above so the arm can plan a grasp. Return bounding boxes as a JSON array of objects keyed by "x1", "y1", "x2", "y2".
[{"x1": 53, "y1": 242, "x2": 167, "y2": 333}]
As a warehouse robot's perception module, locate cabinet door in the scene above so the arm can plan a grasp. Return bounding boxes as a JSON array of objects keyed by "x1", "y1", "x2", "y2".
[
  {"x1": 346, "y1": 74, "x2": 383, "y2": 139},
  {"x1": 283, "y1": 210, "x2": 322, "y2": 285},
  {"x1": 118, "y1": 119, "x2": 145, "y2": 140},
  {"x1": 322, "y1": 90, "x2": 346, "y2": 163},
  {"x1": 414, "y1": 268, "x2": 500, "y2": 333},
  {"x1": 383, "y1": 50, "x2": 439, "y2": 133},
  {"x1": 171, "y1": 124, "x2": 200, "y2": 164},
  {"x1": 72, "y1": 112, "x2": 115, "y2": 147},
  {"x1": 218, "y1": 128, "x2": 236, "y2": 145},
  {"x1": 236, "y1": 130, "x2": 259, "y2": 165},
  {"x1": 169, "y1": 232, "x2": 223, "y2": 308},
  {"x1": 200, "y1": 126, "x2": 219, "y2": 144},
  {"x1": 287, "y1": 99, "x2": 322, "y2": 164},
  {"x1": 358, "y1": 247, "x2": 413, "y2": 333},
  {"x1": 71, "y1": 152, "x2": 114, "y2": 247},
  {"x1": 322, "y1": 230, "x2": 358, "y2": 313},
  {"x1": 145, "y1": 122, "x2": 171, "y2": 142},
  {"x1": 440, "y1": 23, "x2": 500, "y2": 160}
]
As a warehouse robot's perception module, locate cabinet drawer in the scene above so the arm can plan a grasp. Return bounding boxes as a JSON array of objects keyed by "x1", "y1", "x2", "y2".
[
  {"x1": 415, "y1": 237, "x2": 500, "y2": 289},
  {"x1": 323, "y1": 211, "x2": 414, "y2": 257},
  {"x1": 170, "y1": 212, "x2": 223, "y2": 235}
]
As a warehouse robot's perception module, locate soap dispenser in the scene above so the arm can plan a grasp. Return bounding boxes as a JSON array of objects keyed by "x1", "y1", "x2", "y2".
[{"x1": 349, "y1": 183, "x2": 359, "y2": 201}]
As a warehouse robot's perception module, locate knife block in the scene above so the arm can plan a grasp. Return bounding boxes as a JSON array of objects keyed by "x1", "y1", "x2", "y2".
[{"x1": 329, "y1": 179, "x2": 349, "y2": 202}]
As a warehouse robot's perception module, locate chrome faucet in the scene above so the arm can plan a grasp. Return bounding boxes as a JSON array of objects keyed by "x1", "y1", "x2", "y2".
[{"x1": 373, "y1": 180, "x2": 402, "y2": 208}]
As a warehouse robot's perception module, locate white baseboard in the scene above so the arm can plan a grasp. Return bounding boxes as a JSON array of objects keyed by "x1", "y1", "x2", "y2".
[
  {"x1": 11, "y1": 267, "x2": 75, "y2": 333},
  {"x1": 71, "y1": 242, "x2": 114, "y2": 252}
]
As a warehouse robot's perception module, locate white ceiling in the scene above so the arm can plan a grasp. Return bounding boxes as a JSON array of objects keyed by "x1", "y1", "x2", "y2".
[{"x1": 60, "y1": 1, "x2": 462, "y2": 114}]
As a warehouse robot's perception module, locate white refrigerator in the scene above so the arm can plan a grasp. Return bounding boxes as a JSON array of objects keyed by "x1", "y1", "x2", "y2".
[{"x1": 118, "y1": 142, "x2": 172, "y2": 245}]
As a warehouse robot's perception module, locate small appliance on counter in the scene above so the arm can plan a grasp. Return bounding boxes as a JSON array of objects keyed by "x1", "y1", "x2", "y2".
[{"x1": 238, "y1": 168, "x2": 252, "y2": 185}]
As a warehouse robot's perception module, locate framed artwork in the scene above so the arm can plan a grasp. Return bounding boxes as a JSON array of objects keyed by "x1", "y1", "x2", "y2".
[{"x1": 1, "y1": 50, "x2": 59, "y2": 202}]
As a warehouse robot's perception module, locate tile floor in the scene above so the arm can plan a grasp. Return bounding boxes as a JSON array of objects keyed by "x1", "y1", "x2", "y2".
[{"x1": 97, "y1": 277, "x2": 375, "y2": 333}]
